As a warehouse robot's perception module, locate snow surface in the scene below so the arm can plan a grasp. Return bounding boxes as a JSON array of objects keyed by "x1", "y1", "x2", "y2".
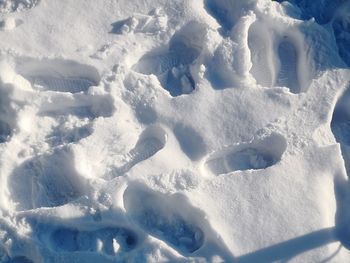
[{"x1": 0, "y1": 0, "x2": 349, "y2": 262}]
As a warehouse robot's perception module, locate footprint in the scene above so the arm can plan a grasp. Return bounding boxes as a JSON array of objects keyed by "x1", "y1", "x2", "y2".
[
  {"x1": 133, "y1": 21, "x2": 206, "y2": 96},
  {"x1": 8, "y1": 147, "x2": 87, "y2": 211},
  {"x1": 276, "y1": 37, "x2": 300, "y2": 93},
  {"x1": 205, "y1": 133, "x2": 287, "y2": 175},
  {"x1": 115, "y1": 125, "x2": 167, "y2": 175},
  {"x1": 15, "y1": 58, "x2": 114, "y2": 144},
  {"x1": 15, "y1": 58, "x2": 100, "y2": 93},
  {"x1": 248, "y1": 24, "x2": 304, "y2": 94},
  {"x1": 123, "y1": 184, "x2": 204, "y2": 254},
  {"x1": 49, "y1": 227, "x2": 137, "y2": 254}
]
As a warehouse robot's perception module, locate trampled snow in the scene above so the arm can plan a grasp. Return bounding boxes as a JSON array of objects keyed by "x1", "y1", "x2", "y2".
[{"x1": 0, "y1": 0, "x2": 350, "y2": 262}]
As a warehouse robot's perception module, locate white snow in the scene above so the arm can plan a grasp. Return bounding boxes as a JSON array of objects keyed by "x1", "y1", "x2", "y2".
[{"x1": 0, "y1": 0, "x2": 350, "y2": 262}]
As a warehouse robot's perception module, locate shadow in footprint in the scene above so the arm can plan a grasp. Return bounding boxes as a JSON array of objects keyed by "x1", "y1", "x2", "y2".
[
  {"x1": 0, "y1": 119, "x2": 12, "y2": 143},
  {"x1": 173, "y1": 123, "x2": 207, "y2": 161},
  {"x1": 110, "y1": 19, "x2": 130, "y2": 34},
  {"x1": 133, "y1": 21, "x2": 207, "y2": 96},
  {"x1": 123, "y1": 184, "x2": 204, "y2": 254},
  {"x1": 114, "y1": 125, "x2": 167, "y2": 176},
  {"x1": 48, "y1": 226, "x2": 138, "y2": 255},
  {"x1": 276, "y1": 37, "x2": 300, "y2": 94},
  {"x1": 0, "y1": 85, "x2": 17, "y2": 143},
  {"x1": 204, "y1": 0, "x2": 236, "y2": 32},
  {"x1": 8, "y1": 147, "x2": 88, "y2": 211},
  {"x1": 332, "y1": 4, "x2": 350, "y2": 67},
  {"x1": 205, "y1": 133, "x2": 287, "y2": 175}
]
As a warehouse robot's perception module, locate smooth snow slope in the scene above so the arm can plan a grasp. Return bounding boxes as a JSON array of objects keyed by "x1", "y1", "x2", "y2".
[{"x1": 0, "y1": 0, "x2": 349, "y2": 262}]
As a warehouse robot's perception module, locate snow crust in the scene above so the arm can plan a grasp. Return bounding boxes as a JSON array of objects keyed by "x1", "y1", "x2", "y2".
[{"x1": 0, "y1": 0, "x2": 349, "y2": 262}]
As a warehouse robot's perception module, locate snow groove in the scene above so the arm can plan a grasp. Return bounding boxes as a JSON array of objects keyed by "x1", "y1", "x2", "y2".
[
  {"x1": 248, "y1": 21, "x2": 306, "y2": 93},
  {"x1": 115, "y1": 125, "x2": 167, "y2": 176}
]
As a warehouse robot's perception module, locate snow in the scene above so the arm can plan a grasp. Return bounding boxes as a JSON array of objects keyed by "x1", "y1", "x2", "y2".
[{"x1": 0, "y1": 0, "x2": 349, "y2": 262}]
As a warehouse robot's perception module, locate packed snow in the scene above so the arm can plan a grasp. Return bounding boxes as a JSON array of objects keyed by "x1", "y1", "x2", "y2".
[{"x1": 0, "y1": 0, "x2": 350, "y2": 262}]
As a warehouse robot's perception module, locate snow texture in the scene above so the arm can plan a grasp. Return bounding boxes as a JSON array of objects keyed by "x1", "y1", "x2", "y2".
[{"x1": 0, "y1": 0, "x2": 349, "y2": 262}]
